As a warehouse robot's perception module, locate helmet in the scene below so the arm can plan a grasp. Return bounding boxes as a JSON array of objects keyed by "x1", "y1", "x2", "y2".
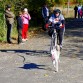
[{"x1": 53, "y1": 9, "x2": 61, "y2": 14}]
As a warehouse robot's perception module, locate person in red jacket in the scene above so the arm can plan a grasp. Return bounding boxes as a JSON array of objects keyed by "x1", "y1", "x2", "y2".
[{"x1": 79, "y1": 9, "x2": 83, "y2": 18}]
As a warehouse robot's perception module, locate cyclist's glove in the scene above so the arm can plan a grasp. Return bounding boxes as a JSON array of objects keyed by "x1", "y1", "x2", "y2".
[{"x1": 45, "y1": 24, "x2": 49, "y2": 29}]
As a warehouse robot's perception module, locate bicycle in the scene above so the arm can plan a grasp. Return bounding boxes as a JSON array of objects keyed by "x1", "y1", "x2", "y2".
[{"x1": 50, "y1": 27, "x2": 61, "y2": 72}]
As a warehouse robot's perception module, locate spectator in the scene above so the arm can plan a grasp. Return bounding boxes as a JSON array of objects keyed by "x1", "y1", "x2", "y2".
[
  {"x1": 78, "y1": 4, "x2": 82, "y2": 18},
  {"x1": 42, "y1": 4, "x2": 50, "y2": 23},
  {"x1": 74, "y1": 5, "x2": 78, "y2": 18},
  {"x1": 5, "y1": 5, "x2": 15, "y2": 44},
  {"x1": 42, "y1": 4, "x2": 50, "y2": 31},
  {"x1": 79, "y1": 9, "x2": 83, "y2": 18},
  {"x1": 16, "y1": 11, "x2": 23, "y2": 44},
  {"x1": 22, "y1": 8, "x2": 31, "y2": 41},
  {"x1": 80, "y1": 6, "x2": 83, "y2": 18}
]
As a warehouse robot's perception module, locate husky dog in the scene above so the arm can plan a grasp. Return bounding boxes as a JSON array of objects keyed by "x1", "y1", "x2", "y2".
[{"x1": 51, "y1": 45, "x2": 60, "y2": 72}]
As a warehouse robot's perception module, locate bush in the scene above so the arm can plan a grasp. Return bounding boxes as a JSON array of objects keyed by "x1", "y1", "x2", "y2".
[{"x1": 0, "y1": 13, "x2": 6, "y2": 42}]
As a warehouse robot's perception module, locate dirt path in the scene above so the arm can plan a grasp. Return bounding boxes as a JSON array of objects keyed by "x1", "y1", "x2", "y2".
[{"x1": 0, "y1": 18, "x2": 83, "y2": 83}]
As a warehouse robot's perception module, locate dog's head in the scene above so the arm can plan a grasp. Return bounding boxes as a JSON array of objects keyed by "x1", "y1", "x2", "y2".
[
  {"x1": 51, "y1": 47, "x2": 57, "y2": 55},
  {"x1": 51, "y1": 45, "x2": 60, "y2": 55}
]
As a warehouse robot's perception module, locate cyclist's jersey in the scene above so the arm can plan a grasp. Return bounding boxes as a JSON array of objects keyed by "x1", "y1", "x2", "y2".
[{"x1": 49, "y1": 14, "x2": 65, "y2": 29}]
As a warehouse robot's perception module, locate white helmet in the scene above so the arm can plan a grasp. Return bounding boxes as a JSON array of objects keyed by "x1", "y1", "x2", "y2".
[{"x1": 24, "y1": 8, "x2": 28, "y2": 12}]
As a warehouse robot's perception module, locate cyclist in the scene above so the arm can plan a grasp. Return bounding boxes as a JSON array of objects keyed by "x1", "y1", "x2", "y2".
[{"x1": 45, "y1": 9, "x2": 65, "y2": 50}]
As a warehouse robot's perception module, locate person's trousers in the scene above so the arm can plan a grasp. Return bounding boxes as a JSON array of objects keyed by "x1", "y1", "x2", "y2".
[
  {"x1": 78, "y1": 11, "x2": 81, "y2": 18},
  {"x1": 44, "y1": 17, "x2": 49, "y2": 23},
  {"x1": 6, "y1": 23, "x2": 13, "y2": 43},
  {"x1": 17, "y1": 28, "x2": 22, "y2": 44},
  {"x1": 22, "y1": 24, "x2": 29, "y2": 39},
  {"x1": 74, "y1": 11, "x2": 77, "y2": 18}
]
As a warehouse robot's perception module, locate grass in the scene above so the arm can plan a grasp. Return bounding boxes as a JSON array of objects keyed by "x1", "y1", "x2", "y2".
[{"x1": 0, "y1": 15, "x2": 6, "y2": 42}]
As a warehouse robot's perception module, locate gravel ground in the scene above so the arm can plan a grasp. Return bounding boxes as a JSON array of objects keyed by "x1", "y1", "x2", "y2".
[{"x1": 0, "y1": 19, "x2": 83, "y2": 83}]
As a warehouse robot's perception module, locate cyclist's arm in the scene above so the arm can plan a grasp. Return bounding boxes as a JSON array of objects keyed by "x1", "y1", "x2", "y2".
[
  {"x1": 45, "y1": 20, "x2": 52, "y2": 28},
  {"x1": 45, "y1": 15, "x2": 55, "y2": 28},
  {"x1": 45, "y1": 21, "x2": 51, "y2": 28},
  {"x1": 60, "y1": 14, "x2": 65, "y2": 28},
  {"x1": 61, "y1": 20, "x2": 65, "y2": 25}
]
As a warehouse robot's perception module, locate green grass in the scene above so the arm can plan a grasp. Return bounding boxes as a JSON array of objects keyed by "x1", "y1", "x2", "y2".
[{"x1": 0, "y1": 14, "x2": 6, "y2": 42}]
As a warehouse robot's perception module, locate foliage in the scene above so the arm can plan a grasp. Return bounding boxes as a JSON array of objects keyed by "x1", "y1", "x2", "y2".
[{"x1": 0, "y1": 13, "x2": 6, "y2": 42}]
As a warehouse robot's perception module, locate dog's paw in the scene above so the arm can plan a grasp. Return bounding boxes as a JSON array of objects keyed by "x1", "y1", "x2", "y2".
[{"x1": 55, "y1": 68, "x2": 58, "y2": 72}]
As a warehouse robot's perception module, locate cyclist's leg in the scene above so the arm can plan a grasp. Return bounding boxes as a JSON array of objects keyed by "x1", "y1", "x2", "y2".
[
  {"x1": 45, "y1": 17, "x2": 49, "y2": 23},
  {"x1": 56, "y1": 29, "x2": 59, "y2": 45},
  {"x1": 58, "y1": 28, "x2": 64, "y2": 49}
]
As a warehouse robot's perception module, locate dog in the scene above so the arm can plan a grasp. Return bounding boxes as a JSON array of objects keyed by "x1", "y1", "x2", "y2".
[{"x1": 51, "y1": 45, "x2": 60, "y2": 72}]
